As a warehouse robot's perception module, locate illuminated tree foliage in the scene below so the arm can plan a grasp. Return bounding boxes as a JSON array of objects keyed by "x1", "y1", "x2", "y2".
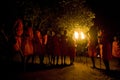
[
  {"x1": 9, "y1": 0, "x2": 95, "y2": 35},
  {"x1": 56, "y1": 0, "x2": 95, "y2": 35}
]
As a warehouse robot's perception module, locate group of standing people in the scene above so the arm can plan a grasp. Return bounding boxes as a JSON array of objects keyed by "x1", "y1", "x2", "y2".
[
  {"x1": 4, "y1": 17, "x2": 120, "y2": 74},
  {"x1": 87, "y1": 27, "x2": 112, "y2": 74},
  {"x1": 87, "y1": 26, "x2": 120, "y2": 74},
  {"x1": 9, "y1": 18, "x2": 76, "y2": 67}
]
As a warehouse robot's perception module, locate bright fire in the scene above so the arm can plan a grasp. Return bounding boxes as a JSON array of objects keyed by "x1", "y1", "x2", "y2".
[
  {"x1": 74, "y1": 31, "x2": 79, "y2": 40},
  {"x1": 73, "y1": 31, "x2": 85, "y2": 40},
  {"x1": 80, "y1": 32, "x2": 85, "y2": 39}
]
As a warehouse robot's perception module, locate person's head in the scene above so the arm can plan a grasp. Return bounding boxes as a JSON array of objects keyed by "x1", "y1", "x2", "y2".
[
  {"x1": 64, "y1": 30, "x2": 67, "y2": 35},
  {"x1": 49, "y1": 30, "x2": 53, "y2": 35},
  {"x1": 35, "y1": 30, "x2": 41, "y2": 38},
  {"x1": 13, "y1": 19, "x2": 23, "y2": 36},
  {"x1": 113, "y1": 36, "x2": 117, "y2": 41}
]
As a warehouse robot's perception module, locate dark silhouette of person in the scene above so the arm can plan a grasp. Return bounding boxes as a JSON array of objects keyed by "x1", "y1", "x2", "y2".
[
  {"x1": 60, "y1": 30, "x2": 68, "y2": 65},
  {"x1": 87, "y1": 26, "x2": 97, "y2": 68},
  {"x1": 46, "y1": 30, "x2": 54, "y2": 64},
  {"x1": 67, "y1": 36, "x2": 76, "y2": 65},
  {"x1": 100, "y1": 28, "x2": 112, "y2": 74}
]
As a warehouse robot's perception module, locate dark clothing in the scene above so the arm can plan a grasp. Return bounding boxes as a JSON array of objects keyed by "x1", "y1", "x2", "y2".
[{"x1": 101, "y1": 31, "x2": 112, "y2": 73}]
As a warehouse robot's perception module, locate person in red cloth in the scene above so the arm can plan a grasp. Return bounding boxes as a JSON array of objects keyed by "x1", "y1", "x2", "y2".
[
  {"x1": 46, "y1": 30, "x2": 54, "y2": 64},
  {"x1": 68, "y1": 36, "x2": 76, "y2": 65},
  {"x1": 10, "y1": 18, "x2": 24, "y2": 63},
  {"x1": 112, "y1": 36, "x2": 120, "y2": 65},
  {"x1": 21, "y1": 23, "x2": 34, "y2": 65},
  {"x1": 41, "y1": 30, "x2": 48, "y2": 65},
  {"x1": 87, "y1": 33, "x2": 97, "y2": 68},
  {"x1": 101, "y1": 28, "x2": 112, "y2": 73},
  {"x1": 33, "y1": 29, "x2": 45, "y2": 65},
  {"x1": 87, "y1": 26, "x2": 98, "y2": 69},
  {"x1": 60, "y1": 30, "x2": 68, "y2": 65},
  {"x1": 53, "y1": 31, "x2": 61, "y2": 65}
]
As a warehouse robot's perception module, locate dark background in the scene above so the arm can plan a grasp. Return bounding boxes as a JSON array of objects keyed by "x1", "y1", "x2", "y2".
[
  {"x1": 0, "y1": 0, "x2": 120, "y2": 34},
  {"x1": 86, "y1": 0, "x2": 120, "y2": 33}
]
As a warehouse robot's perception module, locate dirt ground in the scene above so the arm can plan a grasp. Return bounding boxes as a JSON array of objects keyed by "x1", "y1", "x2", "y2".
[{"x1": 1, "y1": 56, "x2": 120, "y2": 80}]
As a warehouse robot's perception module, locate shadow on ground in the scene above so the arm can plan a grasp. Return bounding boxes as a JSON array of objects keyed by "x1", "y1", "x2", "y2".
[
  {"x1": 1, "y1": 62, "x2": 73, "y2": 73},
  {"x1": 92, "y1": 67, "x2": 120, "y2": 80}
]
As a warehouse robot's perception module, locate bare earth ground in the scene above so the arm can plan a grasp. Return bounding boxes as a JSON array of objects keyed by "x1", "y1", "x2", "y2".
[{"x1": 1, "y1": 56, "x2": 120, "y2": 80}]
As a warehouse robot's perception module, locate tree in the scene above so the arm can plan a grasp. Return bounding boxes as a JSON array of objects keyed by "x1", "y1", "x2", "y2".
[
  {"x1": 55, "y1": 0, "x2": 95, "y2": 36},
  {"x1": 2, "y1": 0, "x2": 95, "y2": 37}
]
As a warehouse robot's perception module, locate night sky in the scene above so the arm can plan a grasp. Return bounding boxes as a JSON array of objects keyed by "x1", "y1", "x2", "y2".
[{"x1": 86, "y1": 0, "x2": 120, "y2": 33}]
